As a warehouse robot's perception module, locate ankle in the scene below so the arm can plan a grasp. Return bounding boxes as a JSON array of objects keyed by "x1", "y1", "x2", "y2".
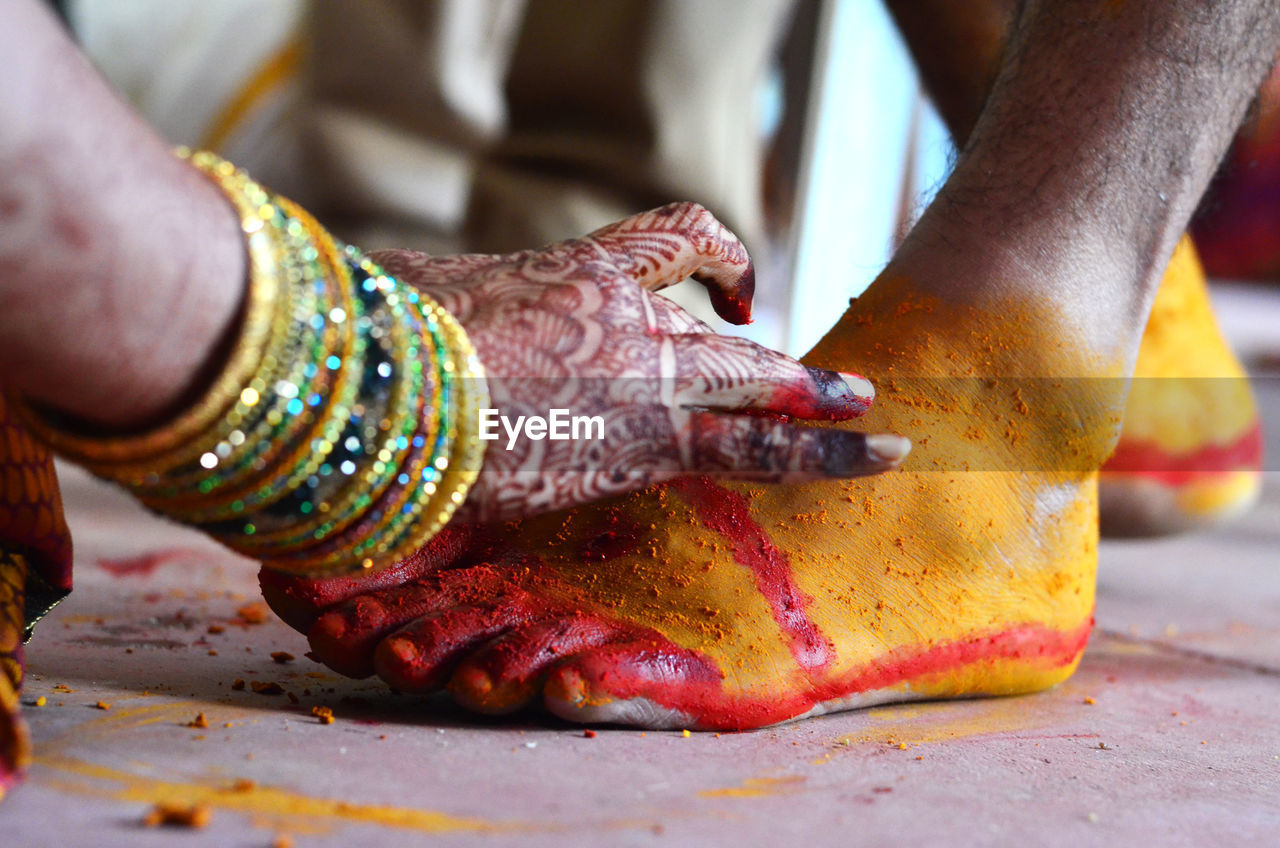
[
  {"x1": 808, "y1": 251, "x2": 1130, "y2": 472},
  {"x1": 871, "y1": 202, "x2": 1154, "y2": 376}
]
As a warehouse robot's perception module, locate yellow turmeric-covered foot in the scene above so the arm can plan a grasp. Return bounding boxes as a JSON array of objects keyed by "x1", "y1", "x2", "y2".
[
  {"x1": 1100, "y1": 236, "x2": 1263, "y2": 537},
  {"x1": 277, "y1": 272, "x2": 1111, "y2": 729}
]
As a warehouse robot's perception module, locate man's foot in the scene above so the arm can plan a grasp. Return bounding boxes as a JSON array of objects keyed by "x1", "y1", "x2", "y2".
[
  {"x1": 1100, "y1": 236, "x2": 1264, "y2": 536},
  {"x1": 267, "y1": 273, "x2": 1113, "y2": 730}
]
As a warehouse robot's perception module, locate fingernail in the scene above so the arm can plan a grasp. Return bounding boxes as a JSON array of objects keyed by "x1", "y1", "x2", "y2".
[
  {"x1": 709, "y1": 265, "x2": 755, "y2": 325},
  {"x1": 867, "y1": 434, "x2": 911, "y2": 463},
  {"x1": 840, "y1": 372, "x2": 875, "y2": 401}
]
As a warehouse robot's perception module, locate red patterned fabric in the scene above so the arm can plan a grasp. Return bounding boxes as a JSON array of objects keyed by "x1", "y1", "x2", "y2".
[{"x1": 0, "y1": 392, "x2": 73, "y2": 796}]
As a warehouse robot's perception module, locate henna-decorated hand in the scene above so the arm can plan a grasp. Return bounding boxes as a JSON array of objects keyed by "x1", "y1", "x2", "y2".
[{"x1": 379, "y1": 203, "x2": 909, "y2": 522}]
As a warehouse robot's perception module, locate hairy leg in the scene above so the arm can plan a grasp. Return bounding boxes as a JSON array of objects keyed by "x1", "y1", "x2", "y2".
[{"x1": 887, "y1": 0, "x2": 1265, "y2": 535}]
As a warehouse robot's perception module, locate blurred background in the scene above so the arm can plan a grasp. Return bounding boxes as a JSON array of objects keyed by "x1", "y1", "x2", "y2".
[
  {"x1": 60, "y1": 0, "x2": 1279, "y2": 368},
  {"x1": 59, "y1": 0, "x2": 950, "y2": 356}
]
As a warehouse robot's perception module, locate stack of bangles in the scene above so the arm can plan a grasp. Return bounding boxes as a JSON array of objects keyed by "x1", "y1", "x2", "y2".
[{"x1": 16, "y1": 149, "x2": 488, "y2": 576}]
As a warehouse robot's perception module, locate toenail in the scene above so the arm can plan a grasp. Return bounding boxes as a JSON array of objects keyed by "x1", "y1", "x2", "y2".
[
  {"x1": 453, "y1": 666, "x2": 492, "y2": 698},
  {"x1": 867, "y1": 433, "x2": 911, "y2": 463},
  {"x1": 546, "y1": 666, "x2": 589, "y2": 706},
  {"x1": 382, "y1": 637, "x2": 416, "y2": 664},
  {"x1": 840, "y1": 372, "x2": 875, "y2": 401}
]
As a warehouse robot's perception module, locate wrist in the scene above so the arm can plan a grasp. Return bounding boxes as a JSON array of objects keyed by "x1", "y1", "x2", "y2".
[
  {"x1": 1, "y1": 123, "x2": 246, "y2": 431},
  {"x1": 17, "y1": 152, "x2": 486, "y2": 576},
  {"x1": 72, "y1": 157, "x2": 247, "y2": 430}
]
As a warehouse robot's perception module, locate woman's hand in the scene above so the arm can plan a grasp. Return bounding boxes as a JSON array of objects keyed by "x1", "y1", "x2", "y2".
[{"x1": 380, "y1": 202, "x2": 908, "y2": 522}]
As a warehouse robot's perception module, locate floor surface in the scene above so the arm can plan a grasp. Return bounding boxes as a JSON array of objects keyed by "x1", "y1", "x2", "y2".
[{"x1": 3, "y1": 285, "x2": 1278, "y2": 847}]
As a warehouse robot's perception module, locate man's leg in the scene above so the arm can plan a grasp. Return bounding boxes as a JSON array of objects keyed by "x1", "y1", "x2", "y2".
[
  {"x1": 271, "y1": 0, "x2": 1280, "y2": 727},
  {"x1": 888, "y1": 0, "x2": 1265, "y2": 536}
]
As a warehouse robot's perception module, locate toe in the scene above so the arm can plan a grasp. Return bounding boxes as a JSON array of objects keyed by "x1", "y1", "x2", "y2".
[
  {"x1": 448, "y1": 615, "x2": 623, "y2": 714},
  {"x1": 307, "y1": 563, "x2": 515, "y2": 677},
  {"x1": 259, "y1": 525, "x2": 477, "y2": 632},
  {"x1": 373, "y1": 593, "x2": 544, "y2": 692},
  {"x1": 542, "y1": 640, "x2": 724, "y2": 730},
  {"x1": 309, "y1": 585, "x2": 452, "y2": 678}
]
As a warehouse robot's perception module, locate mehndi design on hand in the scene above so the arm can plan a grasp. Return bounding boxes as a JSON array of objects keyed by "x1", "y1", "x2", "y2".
[{"x1": 379, "y1": 202, "x2": 908, "y2": 522}]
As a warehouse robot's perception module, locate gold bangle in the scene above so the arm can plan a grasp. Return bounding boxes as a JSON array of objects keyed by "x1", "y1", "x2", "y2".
[
  {"x1": 382, "y1": 298, "x2": 488, "y2": 566},
  {"x1": 252, "y1": 253, "x2": 476, "y2": 576}
]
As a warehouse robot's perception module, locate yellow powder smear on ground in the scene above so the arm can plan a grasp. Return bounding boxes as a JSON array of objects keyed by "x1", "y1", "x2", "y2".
[
  {"x1": 29, "y1": 698, "x2": 672, "y2": 837},
  {"x1": 75, "y1": 701, "x2": 212, "y2": 732},
  {"x1": 35, "y1": 754, "x2": 507, "y2": 836},
  {"x1": 698, "y1": 775, "x2": 806, "y2": 799},
  {"x1": 832, "y1": 686, "x2": 1096, "y2": 749}
]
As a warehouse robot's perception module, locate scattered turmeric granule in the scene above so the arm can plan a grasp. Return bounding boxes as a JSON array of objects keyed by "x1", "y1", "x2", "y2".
[
  {"x1": 897, "y1": 743, "x2": 908, "y2": 750},
  {"x1": 186, "y1": 712, "x2": 209, "y2": 729},
  {"x1": 207, "y1": 624, "x2": 225, "y2": 635},
  {"x1": 270, "y1": 651, "x2": 295, "y2": 664},
  {"x1": 250, "y1": 681, "x2": 285, "y2": 696},
  {"x1": 312, "y1": 705, "x2": 335, "y2": 725},
  {"x1": 207, "y1": 650, "x2": 218, "y2": 656},
  {"x1": 1084, "y1": 697, "x2": 1097, "y2": 705},
  {"x1": 230, "y1": 778, "x2": 257, "y2": 792},
  {"x1": 94, "y1": 701, "x2": 111, "y2": 710},
  {"x1": 236, "y1": 603, "x2": 269, "y2": 625},
  {"x1": 34, "y1": 696, "x2": 46, "y2": 707},
  {"x1": 52, "y1": 684, "x2": 73, "y2": 693},
  {"x1": 681, "y1": 730, "x2": 691, "y2": 738},
  {"x1": 142, "y1": 802, "x2": 211, "y2": 829},
  {"x1": 231, "y1": 678, "x2": 246, "y2": 691}
]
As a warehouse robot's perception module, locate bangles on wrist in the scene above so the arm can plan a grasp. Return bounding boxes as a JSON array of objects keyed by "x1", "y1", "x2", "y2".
[{"x1": 15, "y1": 150, "x2": 487, "y2": 576}]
